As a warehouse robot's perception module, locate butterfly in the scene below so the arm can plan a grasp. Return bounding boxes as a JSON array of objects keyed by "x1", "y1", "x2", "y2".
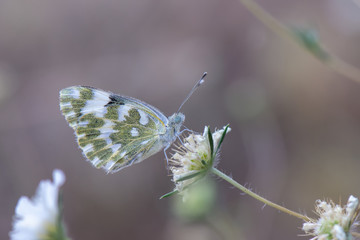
[{"x1": 59, "y1": 73, "x2": 206, "y2": 173}]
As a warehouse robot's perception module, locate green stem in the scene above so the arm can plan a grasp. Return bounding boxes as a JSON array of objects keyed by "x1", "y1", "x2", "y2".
[
  {"x1": 211, "y1": 167, "x2": 311, "y2": 222},
  {"x1": 236, "y1": 0, "x2": 360, "y2": 83}
]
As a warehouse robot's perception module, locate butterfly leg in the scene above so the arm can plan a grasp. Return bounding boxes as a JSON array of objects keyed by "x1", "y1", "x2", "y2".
[
  {"x1": 163, "y1": 145, "x2": 174, "y2": 175},
  {"x1": 179, "y1": 128, "x2": 195, "y2": 135},
  {"x1": 177, "y1": 137, "x2": 185, "y2": 146},
  {"x1": 163, "y1": 145, "x2": 170, "y2": 165},
  {"x1": 177, "y1": 128, "x2": 195, "y2": 146}
]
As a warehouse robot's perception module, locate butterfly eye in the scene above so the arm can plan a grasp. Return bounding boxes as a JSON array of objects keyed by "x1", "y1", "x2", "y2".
[
  {"x1": 174, "y1": 116, "x2": 181, "y2": 124},
  {"x1": 174, "y1": 114, "x2": 185, "y2": 125}
]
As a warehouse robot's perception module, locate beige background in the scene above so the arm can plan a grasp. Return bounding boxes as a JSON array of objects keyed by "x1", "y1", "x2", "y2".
[{"x1": 1, "y1": 0, "x2": 360, "y2": 239}]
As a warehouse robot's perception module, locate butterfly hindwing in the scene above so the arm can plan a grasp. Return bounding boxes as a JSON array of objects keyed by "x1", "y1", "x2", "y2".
[{"x1": 59, "y1": 86, "x2": 168, "y2": 173}]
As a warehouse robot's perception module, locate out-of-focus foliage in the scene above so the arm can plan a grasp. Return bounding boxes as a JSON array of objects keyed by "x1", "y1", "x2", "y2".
[{"x1": 1, "y1": 0, "x2": 360, "y2": 239}]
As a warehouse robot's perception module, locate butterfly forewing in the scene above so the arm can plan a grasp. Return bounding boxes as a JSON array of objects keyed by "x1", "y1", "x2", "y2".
[{"x1": 60, "y1": 86, "x2": 169, "y2": 173}]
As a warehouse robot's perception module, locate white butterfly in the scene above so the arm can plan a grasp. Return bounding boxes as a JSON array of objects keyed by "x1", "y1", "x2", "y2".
[{"x1": 59, "y1": 73, "x2": 206, "y2": 173}]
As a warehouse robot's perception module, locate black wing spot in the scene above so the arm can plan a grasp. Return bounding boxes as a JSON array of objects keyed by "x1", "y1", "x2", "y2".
[{"x1": 105, "y1": 95, "x2": 125, "y2": 107}]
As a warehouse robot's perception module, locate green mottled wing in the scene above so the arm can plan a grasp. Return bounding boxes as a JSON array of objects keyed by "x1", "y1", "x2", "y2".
[{"x1": 59, "y1": 86, "x2": 168, "y2": 173}]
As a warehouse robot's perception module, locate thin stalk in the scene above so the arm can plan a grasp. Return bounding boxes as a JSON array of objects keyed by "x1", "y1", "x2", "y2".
[
  {"x1": 211, "y1": 167, "x2": 311, "y2": 222},
  {"x1": 236, "y1": 0, "x2": 360, "y2": 83}
]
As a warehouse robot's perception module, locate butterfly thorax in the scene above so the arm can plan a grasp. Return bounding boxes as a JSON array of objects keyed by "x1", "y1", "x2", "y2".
[{"x1": 161, "y1": 112, "x2": 185, "y2": 144}]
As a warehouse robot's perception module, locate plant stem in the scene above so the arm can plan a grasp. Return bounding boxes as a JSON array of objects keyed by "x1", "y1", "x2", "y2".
[
  {"x1": 211, "y1": 167, "x2": 311, "y2": 222},
  {"x1": 236, "y1": 0, "x2": 360, "y2": 83}
]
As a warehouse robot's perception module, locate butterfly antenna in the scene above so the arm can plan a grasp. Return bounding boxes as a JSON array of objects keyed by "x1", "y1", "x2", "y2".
[{"x1": 177, "y1": 72, "x2": 207, "y2": 113}]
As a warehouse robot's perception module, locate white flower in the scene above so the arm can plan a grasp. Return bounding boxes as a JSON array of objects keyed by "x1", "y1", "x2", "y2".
[
  {"x1": 302, "y1": 195, "x2": 359, "y2": 240},
  {"x1": 10, "y1": 169, "x2": 68, "y2": 240},
  {"x1": 168, "y1": 125, "x2": 230, "y2": 197}
]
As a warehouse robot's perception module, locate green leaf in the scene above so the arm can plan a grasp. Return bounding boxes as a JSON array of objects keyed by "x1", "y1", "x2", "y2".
[
  {"x1": 160, "y1": 190, "x2": 179, "y2": 199},
  {"x1": 176, "y1": 171, "x2": 204, "y2": 182},
  {"x1": 215, "y1": 124, "x2": 229, "y2": 155},
  {"x1": 291, "y1": 27, "x2": 330, "y2": 62},
  {"x1": 207, "y1": 126, "x2": 214, "y2": 157},
  {"x1": 54, "y1": 190, "x2": 71, "y2": 240}
]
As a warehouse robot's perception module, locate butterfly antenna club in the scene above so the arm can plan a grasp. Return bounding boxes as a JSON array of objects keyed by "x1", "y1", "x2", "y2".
[{"x1": 177, "y1": 72, "x2": 207, "y2": 113}]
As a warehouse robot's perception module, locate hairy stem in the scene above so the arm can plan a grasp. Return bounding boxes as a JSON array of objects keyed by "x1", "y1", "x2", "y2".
[
  {"x1": 236, "y1": 0, "x2": 360, "y2": 83},
  {"x1": 211, "y1": 167, "x2": 311, "y2": 222}
]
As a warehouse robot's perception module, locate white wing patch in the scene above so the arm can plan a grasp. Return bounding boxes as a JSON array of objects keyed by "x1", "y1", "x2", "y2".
[
  {"x1": 82, "y1": 144, "x2": 93, "y2": 154},
  {"x1": 131, "y1": 128, "x2": 139, "y2": 137},
  {"x1": 117, "y1": 105, "x2": 131, "y2": 121},
  {"x1": 141, "y1": 139, "x2": 150, "y2": 145},
  {"x1": 92, "y1": 157, "x2": 101, "y2": 166},
  {"x1": 138, "y1": 109, "x2": 149, "y2": 125},
  {"x1": 82, "y1": 95, "x2": 109, "y2": 117},
  {"x1": 111, "y1": 144, "x2": 122, "y2": 152},
  {"x1": 78, "y1": 120, "x2": 89, "y2": 127},
  {"x1": 68, "y1": 88, "x2": 81, "y2": 99}
]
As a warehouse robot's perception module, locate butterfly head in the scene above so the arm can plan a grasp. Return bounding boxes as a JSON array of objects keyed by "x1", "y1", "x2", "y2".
[{"x1": 168, "y1": 112, "x2": 185, "y2": 138}]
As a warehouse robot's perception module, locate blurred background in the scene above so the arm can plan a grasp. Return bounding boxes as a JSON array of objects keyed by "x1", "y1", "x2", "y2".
[{"x1": 1, "y1": 0, "x2": 360, "y2": 239}]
